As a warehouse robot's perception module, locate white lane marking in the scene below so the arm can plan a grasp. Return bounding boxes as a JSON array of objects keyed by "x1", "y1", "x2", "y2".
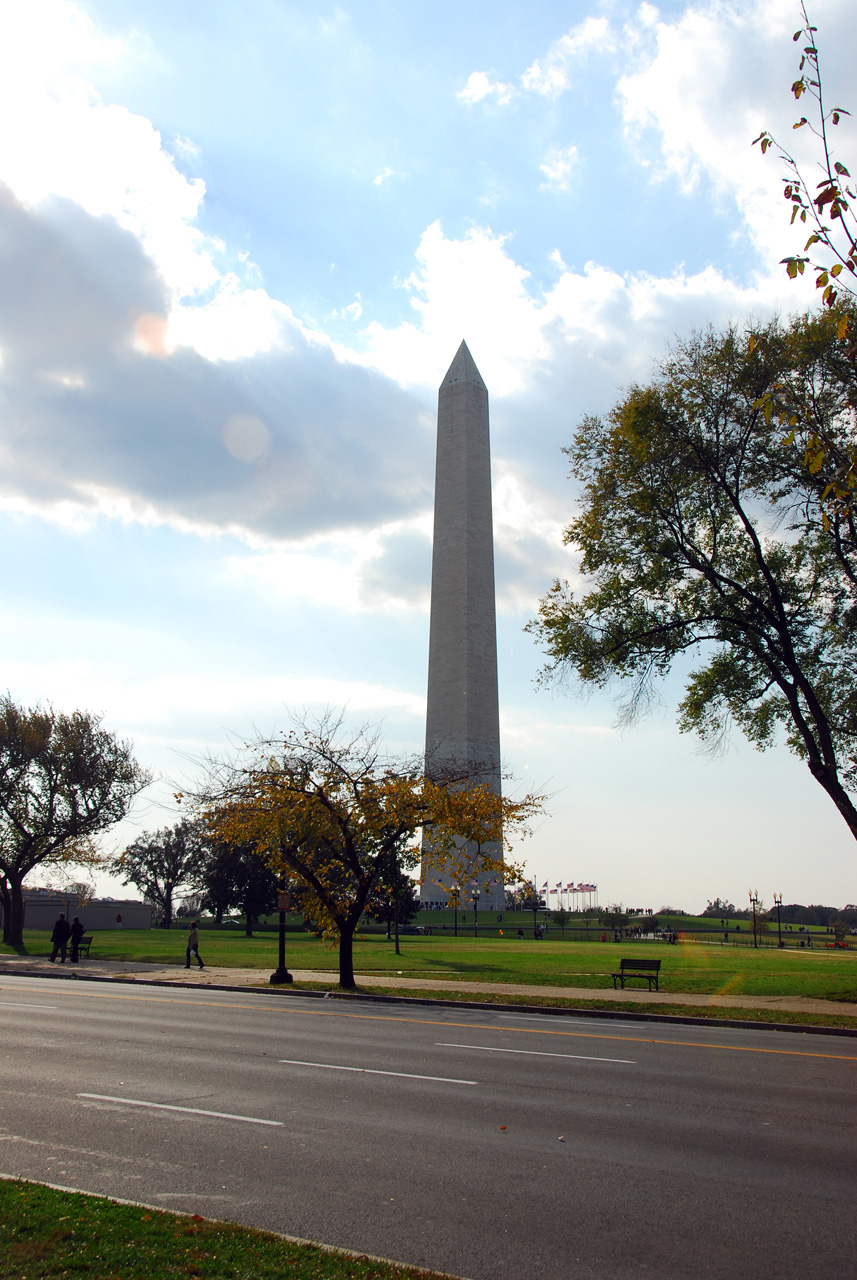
[
  {"x1": 437, "y1": 1043, "x2": 636, "y2": 1064},
  {"x1": 77, "y1": 1094, "x2": 283, "y2": 1126},
  {"x1": 278, "y1": 1059, "x2": 477, "y2": 1085},
  {"x1": 0, "y1": 1002, "x2": 58, "y2": 1010}
]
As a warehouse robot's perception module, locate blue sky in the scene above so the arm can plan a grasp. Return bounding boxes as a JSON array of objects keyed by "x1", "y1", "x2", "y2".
[{"x1": 1, "y1": 0, "x2": 854, "y2": 912}]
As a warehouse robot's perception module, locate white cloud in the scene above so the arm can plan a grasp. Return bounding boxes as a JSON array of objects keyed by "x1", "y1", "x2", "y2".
[
  {"x1": 457, "y1": 71, "x2": 515, "y2": 107},
  {"x1": 357, "y1": 219, "x2": 797, "y2": 398},
  {"x1": 373, "y1": 167, "x2": 394, "y2": 185},
  {"x1": 539, "y1": 144, "x2": 578, "y2": 192},
  {"x1": 458, "y1": 16, "x2": 614, "y2": 107},
  {"x1": 616, "y1": 0, "x2": 855, "y2": 271},
  {"x1": 521, "y1": 16, "x2": 614, "y2": 97}
]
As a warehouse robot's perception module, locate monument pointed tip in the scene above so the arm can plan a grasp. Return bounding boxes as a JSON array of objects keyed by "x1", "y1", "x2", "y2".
[{"x1": 441, "y1": 340, "x2": 486, "y2": 392}]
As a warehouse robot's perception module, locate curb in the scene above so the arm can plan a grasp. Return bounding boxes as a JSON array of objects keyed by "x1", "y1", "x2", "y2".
[{"x1": 3, "y1": 965, "x2": 857, "y2": 1037}]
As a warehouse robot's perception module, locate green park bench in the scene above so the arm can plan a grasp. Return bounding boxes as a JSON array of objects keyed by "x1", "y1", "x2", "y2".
[{"x1": 611, "y1": 958, "x2": 661, "y2": 991}]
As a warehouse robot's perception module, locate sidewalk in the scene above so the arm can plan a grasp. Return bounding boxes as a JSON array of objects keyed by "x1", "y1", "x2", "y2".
[{"x1": 1, "y1": 952, "x2": 855, "y2": 1019}]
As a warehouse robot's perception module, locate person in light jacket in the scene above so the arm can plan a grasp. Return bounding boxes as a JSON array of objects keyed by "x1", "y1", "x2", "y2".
[{"x1": 185, "y1": 922, "x2": 204, "y2": 970}]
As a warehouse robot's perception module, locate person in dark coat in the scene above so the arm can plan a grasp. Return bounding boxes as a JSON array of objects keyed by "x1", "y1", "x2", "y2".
[
  {"x1": 69, "y1": 916, "x2": 86, "y2": 963},
  {"x1": 49, "y1": 913, "x2": 71, "y2": 963}
]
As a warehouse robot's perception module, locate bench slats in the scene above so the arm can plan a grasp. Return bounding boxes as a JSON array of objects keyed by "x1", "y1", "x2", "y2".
[{"x1": 611, "y1": 957, "x2": 661, "y2": 991}]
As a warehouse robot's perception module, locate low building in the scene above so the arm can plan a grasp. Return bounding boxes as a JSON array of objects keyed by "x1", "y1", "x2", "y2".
[{"x1": 1, "y1": 889, "x2": 152, "y2": 931}]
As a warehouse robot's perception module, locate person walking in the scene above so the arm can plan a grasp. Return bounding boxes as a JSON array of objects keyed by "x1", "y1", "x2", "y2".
[
  {"x1": 69, "y1": 916, "x2": 86, "y2": 963},
  {"x1": 49, "y1": 912, "x2": 71, "y2": 964},
  {"x1": 185, "y1": 921, "x2": 204, "y2": 970}
]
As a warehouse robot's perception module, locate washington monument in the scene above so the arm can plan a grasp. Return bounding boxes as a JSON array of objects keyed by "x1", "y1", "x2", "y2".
[{"x1": 420, "y1": 341, "x2": 504, "y2": 912}]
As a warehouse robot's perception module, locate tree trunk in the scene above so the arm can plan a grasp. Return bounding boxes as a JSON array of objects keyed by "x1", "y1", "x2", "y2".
[
  {"x1": 338, "y1": 917, "x2": 357, "y2": 989},
  {"x1": 215, "y1": 906, "x2": 224, "y2": 927},
  {"x1": 808, "y1": 758, "x2": 857, "y2": 842},
  {"x1": 3, "y1": 875, "x2": 25, "y2": 948},
  {"x1": 0, "y1": 875, "x2": 11, "y2": 945}
]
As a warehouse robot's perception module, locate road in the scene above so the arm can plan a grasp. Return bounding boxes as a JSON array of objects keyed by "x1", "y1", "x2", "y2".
[{"x1": 1, "y1": 975, "x2": 855, "y2": 1278}]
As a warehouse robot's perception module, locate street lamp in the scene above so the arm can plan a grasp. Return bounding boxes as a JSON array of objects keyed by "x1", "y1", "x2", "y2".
[
  {"x1": 450, "y1": 884, "x2": 460, "y2": 937},
  {"x1": 749, "y1": 890, "x2": 759, "y2": 949},
  {"x1": 773, "y1": 892, "x2": 784, "y2": 948},
  {"x1": 471, "y1": 884, "x2": 481, "y2": 937},
  {"x1": 270, "y1": 880, "x2": 294, "y2": 985}
]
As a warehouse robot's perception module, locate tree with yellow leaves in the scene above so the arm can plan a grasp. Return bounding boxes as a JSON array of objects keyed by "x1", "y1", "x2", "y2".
[{"x1": 197, "y1": 715, "x2": 543, "y2": 989}]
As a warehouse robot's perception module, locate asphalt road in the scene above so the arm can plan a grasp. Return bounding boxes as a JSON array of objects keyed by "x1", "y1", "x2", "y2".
[{"x1": 1, "y1": 976, "x2": 855, "y2": 1279}]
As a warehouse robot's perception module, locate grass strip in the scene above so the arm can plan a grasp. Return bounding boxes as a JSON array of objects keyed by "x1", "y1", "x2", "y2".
[
  {"x1": 0, "y1": 1178, "x2": 459, "y2": 1280},
  {"x1": 277, "y1": 980, "x2": 857, "y2": 1030}
]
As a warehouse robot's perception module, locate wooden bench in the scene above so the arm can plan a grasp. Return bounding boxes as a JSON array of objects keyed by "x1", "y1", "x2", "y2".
[
  {"x1": 611, "y1": 958, "x2": 661, "y2": 991},
  {"x1": 76, "y1": 935, "x2": 94, "y2": 958}
]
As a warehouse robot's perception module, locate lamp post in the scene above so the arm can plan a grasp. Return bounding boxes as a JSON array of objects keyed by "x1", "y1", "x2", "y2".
[
  {"x1": 773, "y1": 892, "x2": 784, "y2": 948},
  {"x1": 749, "y1": 890, "x2": 759, "y2": 949},
  {"x1": 471, "y1": 885, "x2": 481, "y2": 937},
  {"x1": 450, "y1": 884, "x2": 460, "y2": 937},
  {"x1": 270, "y1": 881, "x2": 293, "y2": 985}
]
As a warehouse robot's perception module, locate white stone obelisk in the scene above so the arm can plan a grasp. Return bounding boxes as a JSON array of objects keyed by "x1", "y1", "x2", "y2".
[{"x1": 421, "y1": 341, "x2": 504, "y2": 912}]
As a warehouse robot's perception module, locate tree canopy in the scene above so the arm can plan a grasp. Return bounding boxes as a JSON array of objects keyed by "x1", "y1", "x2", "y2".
[
  {"x1": 528, "y1": 310, "x2": 857, "y2": 843},
  {"x1": 113, "y1": 820, "x2": 206, "y2": 929},
  {"x1": 196, "y1": 716, "x2": 542, "y2": 988},
  {"x1": 0, "y1": 697, "x2": 150, "y2": 945}
]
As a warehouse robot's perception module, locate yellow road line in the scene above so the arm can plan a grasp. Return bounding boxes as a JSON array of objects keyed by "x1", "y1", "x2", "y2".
[{"x1": 3, "y1": 982, "x2": 855, "y2": 1062}]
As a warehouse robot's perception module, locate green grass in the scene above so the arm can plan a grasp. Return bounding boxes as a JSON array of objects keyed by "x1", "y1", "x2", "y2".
[
  {"x1": 0, "y1": 1179, "x2": 456, "y2": 1280},
  {"x1": 5, "y1": 929, "x2": 857, "y2": 1002}
]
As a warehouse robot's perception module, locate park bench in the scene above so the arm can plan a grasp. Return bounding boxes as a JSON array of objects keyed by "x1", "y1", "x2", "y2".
[
  {"x1": 611, "y1": 958, "x2": 661, "y2": 992},
  {"x1": 77, "y1": 935, "x2": 94, "y2": 958}
]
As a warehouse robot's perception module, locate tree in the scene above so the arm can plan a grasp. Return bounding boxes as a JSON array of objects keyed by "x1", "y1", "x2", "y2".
[
  {"x1": 113, "y1": 820, "x2": 206, "y2": 929},
  {"x1": 224, "y1": 843, "x2": 278, "y2": 937},
  {"x1": 518, "y1": 881, "x2": 544, "y2": 938},
  {"x1": 751, "y1": 6, "x2": 857, "y2": 513},
  {"x1": 364, "y1": 863, "x2": 420, "y2": 941},
  {"x1": 600, "y1": 905, "x2": 628, "y2": 932},
  {"x1": 529, "y1": 313, "x2": 857, "y2": 843},
  {"x1": 702, "y1": 898, "x2": 737, "y2": 918},
  {"x1": 551, "y1": 907, "x2": 570, "y2": 937},
  {"x1": 0, "y1": 697, "x2": 150, "y2": 946},
  {"x1": 199, "y1": 716, "x2": 542, "y2": 989},
  {"x1": 191, "y1": 840, "x2": 234, "y2": 926},
  {"x1": 753, "y1": 3, "x2": 856, "y2": 307}
]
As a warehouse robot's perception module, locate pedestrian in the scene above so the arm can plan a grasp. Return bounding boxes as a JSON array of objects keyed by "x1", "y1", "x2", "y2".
[
  {"x1": 185, "y1": 921, "x2": 204, "y2": 970},
  {"x1": 115, "y1": 913, "x2": 123, "y2": 929},
  {"x1": 69, "y1": 916, "x2": 86, "y2": 963},
  {"x1": 517, "y1": 927, "x2": 524, "y2": 940},
  {"x1": 49, "y1": 912, "x2": 71, "y2": 964}
]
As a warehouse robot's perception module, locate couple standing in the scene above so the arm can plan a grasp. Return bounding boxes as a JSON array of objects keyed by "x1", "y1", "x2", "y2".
[{"x1": 49, "y1": 913, "x2": 85, "y2": 963}]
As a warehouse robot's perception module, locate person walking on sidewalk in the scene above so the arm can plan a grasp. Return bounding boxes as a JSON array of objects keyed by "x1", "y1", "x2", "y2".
[
  {"x1": 185, "y1": 921, "x2": 204, "y2": 970},
  {"x1": 49, "y1": 913, "x2": 71, "y2": 964}
]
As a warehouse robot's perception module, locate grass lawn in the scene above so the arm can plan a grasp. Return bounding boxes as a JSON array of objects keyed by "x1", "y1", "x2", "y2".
[
  {"x1": 0, "y1": 1178, "x2": 453, "y2": 1280},
  {"x1": 5, "y1": 929, "x2": 857, "y2": 1002}
]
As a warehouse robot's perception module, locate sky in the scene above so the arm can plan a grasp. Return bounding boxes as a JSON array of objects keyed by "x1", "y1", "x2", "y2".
[{"x1": 2, "y1": 0, "x2": 855, "y2": 914}]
